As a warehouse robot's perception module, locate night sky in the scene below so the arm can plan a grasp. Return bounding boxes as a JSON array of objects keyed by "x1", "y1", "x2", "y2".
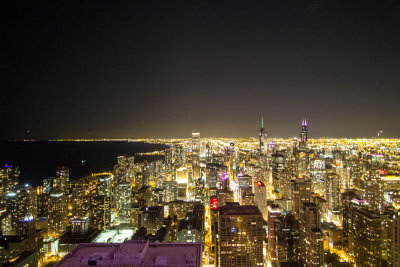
[{"x1": 1, "y1": 1, "x2": 400, "y2": 139}]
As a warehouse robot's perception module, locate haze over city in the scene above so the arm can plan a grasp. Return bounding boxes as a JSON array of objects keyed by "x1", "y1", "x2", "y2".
[{"x1": 1, "y1": 1, "x2": 400, "y2": 139}]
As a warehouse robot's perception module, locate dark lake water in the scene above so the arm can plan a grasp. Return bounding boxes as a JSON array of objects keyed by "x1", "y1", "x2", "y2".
[{"x1": 0, "y1": 141, "x2": 167, "y2": 186}]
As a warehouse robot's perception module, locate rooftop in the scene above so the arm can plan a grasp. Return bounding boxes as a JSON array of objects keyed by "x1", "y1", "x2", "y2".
[
  {"x1": 219, "y1": 204, "x2": 262, "y2": 216},
  {"x1": 55, "y1": 240, "x2": 201, "y2": 267}
]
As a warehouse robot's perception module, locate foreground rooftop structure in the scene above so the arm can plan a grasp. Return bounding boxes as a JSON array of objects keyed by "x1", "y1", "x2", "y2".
[{"x1": 55, "y1": 240, "x2": 201, "y2": 267}]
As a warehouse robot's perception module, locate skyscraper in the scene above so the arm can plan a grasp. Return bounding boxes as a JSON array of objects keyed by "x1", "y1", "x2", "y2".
[
  {"x1": 192, "y1": 130, "x2": 201, "y2": 180},
  {"x1": 299, "y1": 119, "x2": 308, "y2": 153},
  {"x1": 218, "y1": 203, "x2": 264, "y2": 266},
  {"x1": 258, "y1": 118, "x2": 266, "y2": 164},
  {"x1": 298, "y1": 119, "x2": 308, "y2": 176},
  {"x1": 268, "y1": 204, "x2": 282, "y2": 263},
  {"x1": 291, "y1": 177, "x2": 312, "y2": 219},
  {"x1": 299, "y1": 202, "x2": 324, "y2": 267},
  {"x1": 324, "y1": 172, "x2": 340, "y2": 212}
]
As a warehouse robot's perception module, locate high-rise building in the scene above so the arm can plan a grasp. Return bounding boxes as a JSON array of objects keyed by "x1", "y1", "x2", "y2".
[
  {"x1": 299, "y1": 119, "x2": 308, "y2": 152},
  {"x1": 324, "y1": 172, "x2": 340, "y2": 212},
  {"x1": 218, "y1": 203, "x2": 264, "y2": 266},
  {"x1": 272, "y1": 152, "x2": 285, "y2": 194},
  {"x1": 5, "y1": 185, "x2": 37, "y2": 235},
  {"x1": 258, "y1": 118, "x2": 266, "y2": 165},
  {"x1": 365, "y1": 169, "x2": 385, "y2": 213},
  {"x1": 138, "y1": 206, "x2": 164, "y2": 234},
  {"x1": 91, "y1": 196, "x2": 111, "y2": 230},
  {"x1": 298, "y1": 119, "x2": 308, "y2": 176},
  {"x1": 349, "y1": 205, "x2": 385, "y2": 266},
  {"x1": 192, "y1": 130, "x2": 201, "y2": 181},
  {"x1": 394, "y1": 211, "x2": 400, "y2": 267},
  {"x1": 291, "y1": 177, "x2": 312, "y2": 219},
  {"x1": 54, "y1": 166, "x2": 69, "y2": 194},
  {"x1": 299, "y1": 202, "x2": 324, "y2": 267},
  {"x1": 0, "y1": 165, "x2": 20, "y2": 210},
  {"x1": 48, "y1": 191, "x2": 68, "y2": 236},
  {"x1": 115, "y1": 182, "x2": 132, "y2": 224},
  {"x1": 268, "y1": 204, "x2": 282, "y2": 263},
  {"x1": 254, "y1": 180, "x2": 268, "y2": 220}
]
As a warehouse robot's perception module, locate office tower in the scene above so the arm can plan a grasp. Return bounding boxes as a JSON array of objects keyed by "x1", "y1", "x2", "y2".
[
  {"x1": 54, "y1": 166, "x2": 69, "y2": 194},
  {"x1": 268, "y1": 204, "x2": 282, "y2": 263},
  {"x1": 48, "y1": 190, "x2": 68, "y2": 236},
  {"x1": 70, "y1": 174, "x2": 98, "y2": 218},
  {"x1": 138, "y1": 206, "x2": 164, "y2": 234},
  {"x1": 0, "y1": 165, "x2": 20, "y2": 193},
  {"x1": 163, "y1": 181, "x2": 178, "y2": 202},
  {"x1": 312, "y1": 194, "x2": 328, "y2": 221},
  {"x1": 115, "y1": 182, "x2": 132, "y2": 224},
  {"x1": 238, "y1": 186, "x2": 254, "y2": 206},
  {"x1": 278, "y1": 213, "x2": 298, "y2": 263},
  {"x1": 291, "y1": 177, "x2": 312, "y2": 219},
  {"x1": 206, "y1": 164, "x2": 219, "y2": 188},
  {"x1": 5, "y1": 186, "x2": 37, "y2": 235},
  {"x1": 218, "y1": 203, "x2": 264, "y2": 266},
  {"x1": 299, "y1": 202, "x2": 324, "y2": 267},
  {"x1": 176, "y1": 167, "x2": 188, "y2": 184},
  {"x1": 165, "y1": 147, "x2": 174, "y2": 181},
  {"x1": 333, "y1": 163, "x2": 351, "y2": 191},
  {"x1": 279, "y1": 170, "x2": 292, "y2": 199},
  {"x1": 0, "y1": 212, "x2": 42, "y2": 266},
  {"x1": 349, "y1": 205, "x2": 386, "y2": 266},
  {"x1": 97, "y1": 173, "x2": 113, "y2": 197},
  {"x1": 272, "y1": 152, "x2": 285, "y2": 194},
  {"x1": 365, "y1": 169, "x2": 385, "y2": 213},
  {"x1": 310, "y1": 158, "x2": 325, "y2": 194},
  {"x1": 254, "y1": 180, "x2": 268, "y2": 220},
  {"x1": 298, "y1": 119, "x2": 308, "y2": 176},
  {"x1": 192, "y1": 130, "x2": 201, "y2": 181},
  {"x1": 194, "y1": 178, "x2": 205, "y2": 202},
  {"x1": 217, "y1": 189, "x2": 234, "y2": 207},
  {"x1": 209, "y1": 196, "x2": 219, "y2": 265},
  {"x1": 91, "y1": 196, "x2": 111, "y2": 230},
  {"x1": 168, "y1": 200, "x2": 201, "y2": 222},
  {"x1": 324, "y1": 172, "x2": 340, "y2": 212},
  {"x1": 0, "y1": 165, "x2": 20, "y2": 210},
  {"x1": 174, "y1": 144, "x2": 186, "y2": 168},
  {"x1": 258, "y1": 118, "x2": 266, "y2": 164},
  {"x1": 299, "y1": 119, "x2": 308, "y2": 152},
  {"x1": 394, "y1": 211, "x2": 400, "y2": 267},
  {"x1": 177, "y1": 204, "x2": 204, "y2": 243},
  {"x1": 341, "y1": 190, "x2": 362, "y2": 238}
]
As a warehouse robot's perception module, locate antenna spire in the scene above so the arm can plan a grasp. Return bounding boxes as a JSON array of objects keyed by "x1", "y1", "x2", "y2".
[{"x1": 262, "y1": 117, "x2": 264, "y2": 129}]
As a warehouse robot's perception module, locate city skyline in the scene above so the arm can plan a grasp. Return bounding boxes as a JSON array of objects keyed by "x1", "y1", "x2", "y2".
[{"x1": 1, "y1": 1, "x2": 400, "y2": 139}]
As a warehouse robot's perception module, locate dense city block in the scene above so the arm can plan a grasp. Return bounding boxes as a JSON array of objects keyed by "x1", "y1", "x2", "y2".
[{"x1": 1, "y1": 121, "x2": 400, "y2": 266}]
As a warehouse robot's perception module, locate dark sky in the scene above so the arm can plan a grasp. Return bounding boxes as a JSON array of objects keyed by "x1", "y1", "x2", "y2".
[{"x1": 1, "y1": 1, "x2": 400, "y2": 139}]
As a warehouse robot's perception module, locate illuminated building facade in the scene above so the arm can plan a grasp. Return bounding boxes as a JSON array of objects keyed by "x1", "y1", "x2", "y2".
[
  {"x1": 291, "y1": 177, "x2": 312, "y2": 219},
  {"x1": 218, "y1": 203, "x2": 264, "y2": 266},
  {"x1": 48, "y1": 191, "x2": 68, "y2": 236},
  {"x1": 299, "y1": 202, "x2": 324, "y2": 267},
  {"x1": 268, "y1": 204, "x2": 282, "y2": 263},
  {"x1": 115, "y1": 182, "x2": 132, "y2": 224},
  {"x1": 324, "y1": 172, "x2": 340, "y2": 212}
]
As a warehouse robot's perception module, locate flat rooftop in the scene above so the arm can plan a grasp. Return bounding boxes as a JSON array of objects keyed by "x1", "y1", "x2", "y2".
[
  {"x1": 219, "y1": 204, "x2": 262, "y2": 216},
  {"x1": 93, "y1": 229, "x2": 134, "y2": 243},
  {"x1": 55, "y1": 240, "x2": 201, "y2": 267}
]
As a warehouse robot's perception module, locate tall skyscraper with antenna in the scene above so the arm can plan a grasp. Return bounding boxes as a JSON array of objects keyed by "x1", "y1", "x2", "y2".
[
  {"x1": 299, "y1": 118, "x2": 308, "y2": 153},
  {"x1": 258, "y1": 118, "x2": 266, "y2": 164},
  {"x1": 298, "y1": 119, "x2": 309, "y2": 176}
]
